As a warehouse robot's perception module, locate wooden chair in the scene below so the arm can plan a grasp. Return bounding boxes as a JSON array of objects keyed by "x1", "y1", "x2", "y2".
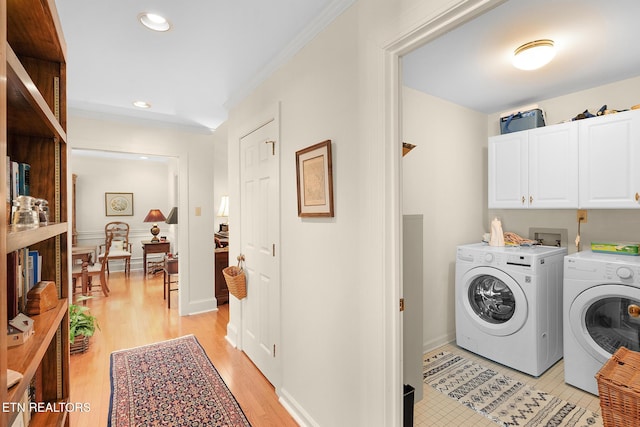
[
  {"x1": 98, "y1": 221, "x2": 132, "y2": 276},
  {"x1": 73, "y1": 235, "x2": 111, "y2": 299}
]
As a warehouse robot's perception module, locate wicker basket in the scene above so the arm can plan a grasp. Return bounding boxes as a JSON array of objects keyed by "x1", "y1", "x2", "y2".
[
  {"x1": 223, "y1": 260, "x2": 247, "y2": 300},
  {"x1": 596, "y1": 347, "x2": 640, "y2": 427},
  {"x1": 70, "y1": 335, "x2": 90, "y2": 355}
]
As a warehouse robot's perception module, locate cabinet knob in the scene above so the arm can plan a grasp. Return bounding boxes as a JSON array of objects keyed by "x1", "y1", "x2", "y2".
[
  {"x1": 636, "y1": 192, "x2": 640, "y2": 202},
  {"x1": 522, "y1": 196, "x2": 525, "y2": 205},
  {"x1": 629, "y1": 304, "x2": 640, "y2": 318},
  {"x1": 530, "y1": 195, "x2": 533, "y2": 204}
]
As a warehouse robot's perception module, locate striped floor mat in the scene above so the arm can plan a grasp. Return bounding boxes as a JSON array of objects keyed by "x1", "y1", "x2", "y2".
[{"x1": 424, "y1": 351, "x2": 602, "y2": 427}]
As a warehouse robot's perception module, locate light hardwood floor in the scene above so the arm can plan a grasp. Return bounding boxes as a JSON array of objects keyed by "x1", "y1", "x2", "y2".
[{"x1": 68, "y1": 270, "x2": 298, "y2": 427}]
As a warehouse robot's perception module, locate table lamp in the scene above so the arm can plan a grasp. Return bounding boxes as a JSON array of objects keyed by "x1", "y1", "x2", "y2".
[
  {"x1": 165, "y1": 207, "x2": 178, "y2": 225},
  {"x1": 217, "y1": 196, "x2": 229, "y2": 232},
  {"x1": 143, "y1": 209, "x2": 166, "y2": 242}
]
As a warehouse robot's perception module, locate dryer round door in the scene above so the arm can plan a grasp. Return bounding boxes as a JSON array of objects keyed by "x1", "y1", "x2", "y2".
[
  {"x1": 569, "y1": 284, "x2": 640, "y2": 363},
  {"x1": 459, "y1": 266, "x2": 528, "y2": 336}
]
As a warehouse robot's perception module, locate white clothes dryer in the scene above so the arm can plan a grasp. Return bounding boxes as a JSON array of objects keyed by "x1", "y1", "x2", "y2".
[
  {"x1": 564, "y1": 250, "x2": 640, "y2": 395},
  {"x1": 456, "y1": 243, "x2": 567, "y2": 376}
]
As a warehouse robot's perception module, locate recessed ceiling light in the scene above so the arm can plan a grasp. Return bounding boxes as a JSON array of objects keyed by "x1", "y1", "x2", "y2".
[
  {"x1": 133, "y1": 100, "x2": 151, "y2": 109},
  {"x1": 512, "y1": 39, "x2": 555, "y2": 71},
  {"x1": 138, "y1": 12, "x2": 171, "y2": 32}
]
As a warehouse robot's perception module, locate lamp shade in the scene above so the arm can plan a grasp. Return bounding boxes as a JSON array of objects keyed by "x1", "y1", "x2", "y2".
[
  {"x1": 165, "y1": 207, "x2": 178, "y2": 224},
  {"x1": 143, "y1": 209, "x2": 166, "y2": 223},
  {"x1": 217, "y1": 196, "x2": 229, "y2": 217}
]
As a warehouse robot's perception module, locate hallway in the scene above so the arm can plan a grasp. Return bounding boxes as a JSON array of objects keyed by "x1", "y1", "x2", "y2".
[{"x1": 68, "y1": 270, "x2": 297, "y2": 427}]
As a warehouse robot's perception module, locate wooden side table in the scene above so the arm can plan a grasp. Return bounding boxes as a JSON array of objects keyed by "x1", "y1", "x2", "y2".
[
  {"x1": 142, "y1": 240, "x2": 170, "y2": 275},
  {"x1": 215, "y1": 247, "x2": 229, "y2": 305},
  {"x1": 164, "y1": 258, "x2": 179, "y2": 308}
]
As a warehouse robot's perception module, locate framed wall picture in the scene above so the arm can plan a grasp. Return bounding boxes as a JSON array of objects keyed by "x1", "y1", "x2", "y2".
[
  {"x1": 296, "y1": 140, "x2": 334, "y2": 217},
  {"x1": 105, "y1": 192, "x2": 134, "y2": 216}
]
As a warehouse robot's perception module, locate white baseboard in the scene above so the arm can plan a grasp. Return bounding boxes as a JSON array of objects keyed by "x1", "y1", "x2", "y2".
[
  {"x1": 423, "y1": 332, "x2": 456, "y2": 355},
  {"x1": 278, "y1": 387, "x2": 318, "y2": 427}
]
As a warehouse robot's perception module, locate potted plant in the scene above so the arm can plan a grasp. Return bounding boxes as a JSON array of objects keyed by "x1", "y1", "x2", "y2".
[{"x1": 69, "y1": 298, "x2": 100, "y2": 354}]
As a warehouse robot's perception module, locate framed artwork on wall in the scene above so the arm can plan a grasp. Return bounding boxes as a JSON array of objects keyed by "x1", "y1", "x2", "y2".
[
  {"x1": 295, "y1": 140, "x2": 334, "y2": 217},
  {"x1": 105, "y1": 192, "x2": 134, "y2": 216}
]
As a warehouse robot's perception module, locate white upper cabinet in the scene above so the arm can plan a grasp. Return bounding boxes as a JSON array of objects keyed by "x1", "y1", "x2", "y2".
[
  {"x1": 579, "y1": 109, "x2": 640, "y2": 208},
  {"x1": 488, "y1": 132, "x2": 528, "y2": 208},
  {"x1": 488, "y1": 121, "x2": 578, "y2": 209}
]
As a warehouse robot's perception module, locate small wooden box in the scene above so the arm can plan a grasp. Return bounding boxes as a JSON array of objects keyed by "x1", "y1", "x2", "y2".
[{"x1": 25, "y1": 281, "x2": 58, "y2": 315}]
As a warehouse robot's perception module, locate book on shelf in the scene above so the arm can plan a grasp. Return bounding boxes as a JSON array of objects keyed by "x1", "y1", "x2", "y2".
[
  {"x1": 18, "y1": 162, "x2": 30, "y2": 196},
  {"x1": 7, "y1": 251, "x2": 19, "y2": 319},
  {"x1": 27, "y1": 250, "x2": 41, "y2": 288},
  {"x1": 11, "y1": 160, "x2": 19, "y2": 201}
]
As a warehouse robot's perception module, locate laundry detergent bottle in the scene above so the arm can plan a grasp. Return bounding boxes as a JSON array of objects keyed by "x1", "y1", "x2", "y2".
[{"x1": 489, "y1": 217, "x2": 505, "y2": 247}]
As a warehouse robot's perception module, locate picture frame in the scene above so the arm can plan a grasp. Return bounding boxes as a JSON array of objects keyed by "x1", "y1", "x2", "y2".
[
  {"x1": 296, "y1": 140, "x2": 334, "y2": 217},
  {"x1": 105, "y1": 192, "x2": 134, "y2": 216}
]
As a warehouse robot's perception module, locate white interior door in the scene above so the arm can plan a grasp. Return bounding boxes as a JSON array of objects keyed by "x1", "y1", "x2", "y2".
[{"x1": 239, "y1": 118, "x2": 281, "y2": 385}]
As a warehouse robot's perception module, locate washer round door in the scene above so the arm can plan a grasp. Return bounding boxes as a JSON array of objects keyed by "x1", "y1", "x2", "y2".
[
  {"x1": 569, "y1": 284, "x2": 640, "y2": 363},
  {"x1": 459, "y1": 266, "x2": 528, "y2": 336}
]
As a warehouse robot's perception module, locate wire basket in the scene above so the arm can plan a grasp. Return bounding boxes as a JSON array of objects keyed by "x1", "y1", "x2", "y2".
[
  {"x1": 223, "y1": 255, "x2": 246, "y2": 299},
  {"x1": 596, "y1": 347, "x2": 640, "y2": 427},
  {"x1": 70, "y1": 335, "x2": 90, "y2": 355}
]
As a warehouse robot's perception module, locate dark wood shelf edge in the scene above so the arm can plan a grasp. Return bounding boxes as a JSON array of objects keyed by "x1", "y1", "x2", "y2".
[
  {"x1": 7, "y1": 299, "x2": 68, "y2": 403},
  {"x1": 6, "y1": 42, "x2": 67, "y2": 142},
  {"x1": 6, "y1": 222, "x2": 69, "y2": 253}
]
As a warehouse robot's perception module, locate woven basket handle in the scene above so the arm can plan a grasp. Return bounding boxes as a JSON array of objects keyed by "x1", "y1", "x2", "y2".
[{"x1": 237, "y1": 254, "x2": 245, "y2": 268}]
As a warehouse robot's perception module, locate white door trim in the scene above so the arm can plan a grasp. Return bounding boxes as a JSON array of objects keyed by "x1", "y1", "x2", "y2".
[{"x1": 382, "y1": 1, "x2": 507, "y2": 423}]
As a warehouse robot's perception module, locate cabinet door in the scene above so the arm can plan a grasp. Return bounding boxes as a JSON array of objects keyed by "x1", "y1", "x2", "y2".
[
  {"x1": 528, "y1": 122, "x2": 579, "y2": 208},
  {"x1": 579, "y1": 110, "x2": 640, "y2": 208},
  {"x1": 488, "y1": 132, "x2": 528, "y2": 208}
]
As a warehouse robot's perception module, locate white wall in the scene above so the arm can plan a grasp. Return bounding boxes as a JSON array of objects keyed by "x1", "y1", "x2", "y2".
[
  {"x1": 227, "y1": 6, "x2": 363, "y2": 425},
  {"x1": 72, "y1": 153, "x2": 176, "y2": 268},
  {"x1": 212, "y1": 122, "x2": 229, "y2": 232},
  {"x1": 224, "y1": 0, "x2": 492, "y2": 424},
  {"x1": 402, "y1": 86, "x2": 487, "y2": 352},
  {"x1": 67, "y1": 113, "x2": 217, "y2": 315}
]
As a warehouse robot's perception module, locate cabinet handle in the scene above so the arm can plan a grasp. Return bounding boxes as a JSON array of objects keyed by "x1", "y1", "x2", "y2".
[
  {"x1": 530, "y1": 195, "x2": 533, "y2": 204},
  {"x1": 522, "y1": 196, "x2": 525, "y2": 205},
  {"x1": 636, "y1": 192, "x2": 639, "y2": 202}
]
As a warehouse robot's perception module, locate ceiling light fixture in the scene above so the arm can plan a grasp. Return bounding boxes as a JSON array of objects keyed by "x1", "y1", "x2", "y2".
[
  {"x1": 138, "y1": 12, "x2": 171, "y2": 32},
  {"x1": 133, "y1": 100, "x2": 151, "y2": 109},
  {"x1": 512, "y1": 39, "x2": 555, "y2": 71}
]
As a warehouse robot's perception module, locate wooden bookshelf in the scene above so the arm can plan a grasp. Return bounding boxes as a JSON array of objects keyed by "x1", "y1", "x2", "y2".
[{"x1": 1, "y1": 0, "x2": 69, "y2": 426}]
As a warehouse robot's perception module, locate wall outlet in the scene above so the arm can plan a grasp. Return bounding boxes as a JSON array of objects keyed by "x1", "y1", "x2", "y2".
[{"x1": 577, "y1": 209, "x2": 587, "y2": 223}]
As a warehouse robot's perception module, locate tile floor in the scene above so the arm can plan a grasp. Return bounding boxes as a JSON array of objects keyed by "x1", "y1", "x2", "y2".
[{"x1": 414, "y1": 342, "x2": 602, "y2": 426}]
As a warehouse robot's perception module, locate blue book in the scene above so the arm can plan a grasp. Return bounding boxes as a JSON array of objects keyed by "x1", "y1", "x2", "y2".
[
  {"x1": 28, "y1": 250, "x2": 39, "y2": 288},
  {"x1": 18, "y1": 163, "x2": 30, "y2": 196}
]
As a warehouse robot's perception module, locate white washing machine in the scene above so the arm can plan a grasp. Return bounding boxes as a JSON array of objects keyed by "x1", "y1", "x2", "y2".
[
  {"x1": 564, "y1": 250, "x2": 640, "y2": 395},
  {"x1": 456, "y1": 243, "x2": 566, "y2": 376}
]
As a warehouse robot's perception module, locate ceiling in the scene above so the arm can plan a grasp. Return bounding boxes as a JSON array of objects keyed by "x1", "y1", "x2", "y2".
[
  {"x1": 55, "y1": 1, "x2": 640, "y2": 133},
  {"x1": 54, "y1": 0, "x2": 353, "y2": 132},
  {"x1": 403, "y1": 0, "x2": 640, "y2": 117}
]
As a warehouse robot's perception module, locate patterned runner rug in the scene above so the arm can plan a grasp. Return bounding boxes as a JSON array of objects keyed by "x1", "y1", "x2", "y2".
[
  {"x1": 109, "y1": 335, "x2": 251, "y2": 427},
  {"x1": 424, "y1": 351, "x2": 602, "y2": 427}
]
